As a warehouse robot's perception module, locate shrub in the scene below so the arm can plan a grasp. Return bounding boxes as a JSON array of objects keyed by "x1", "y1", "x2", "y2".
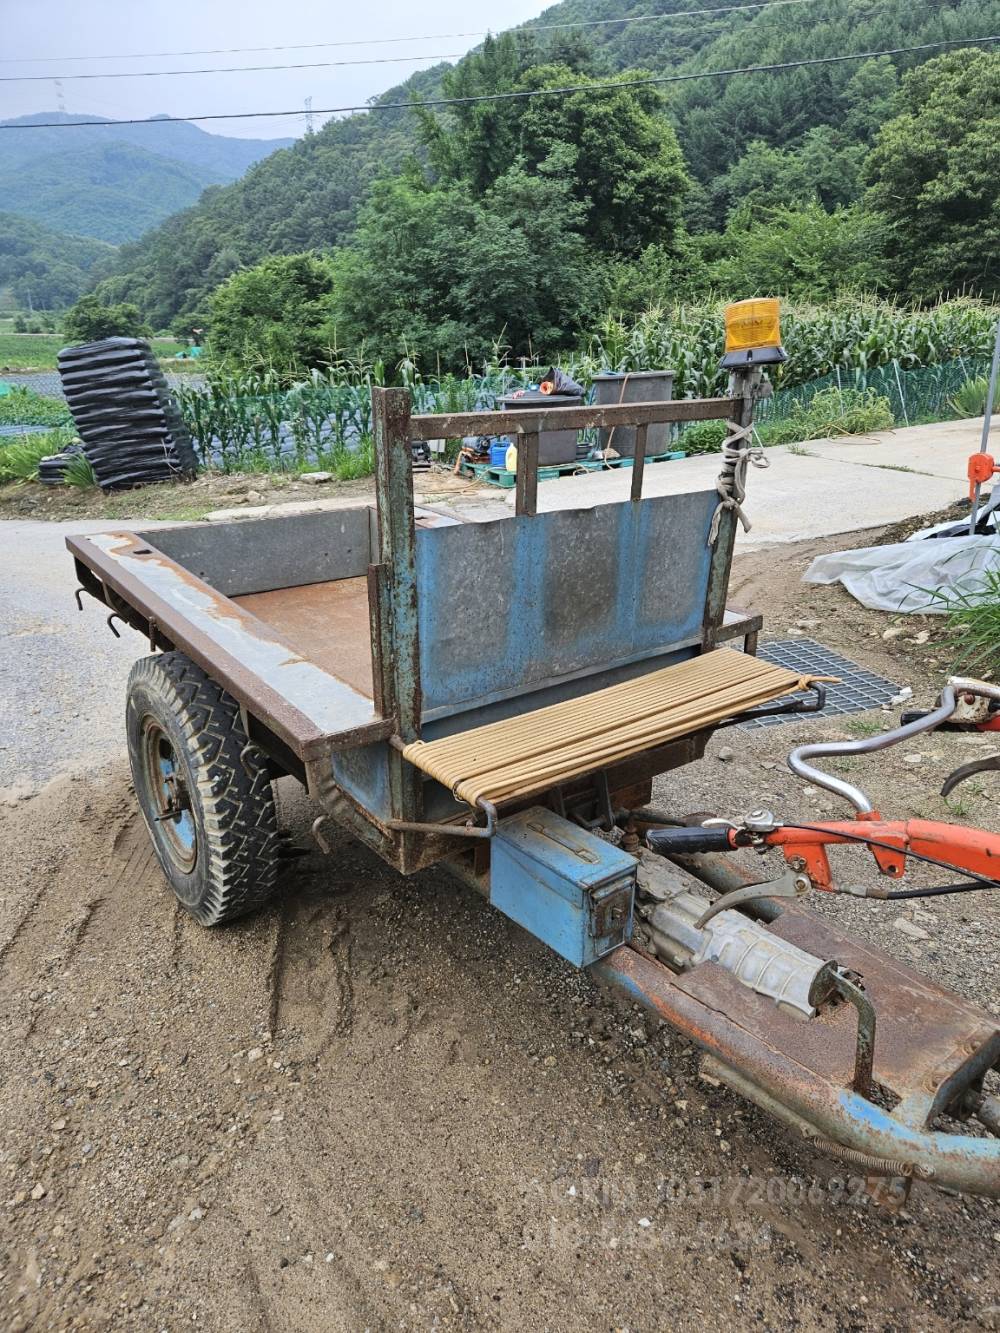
[
  {"x1": 63, "y1": 451, "x2": 98, "y2": 488},
  {"x1": 0, "y1": 435, "x2": 57, "y2": 482},
  {"x1": 208, "y1": 254, "x2": 338, "y2": 374},
  {"x1": 678, "y1": 419, "x2": 728, "y2": 454},
  {"x1": 759, "y1": 387, "x2": 894, "y2": 445},
  {"x1": 63, "y1": 294, "x2": 151, "y2": 343},
  {"x1": 949, "y1": 376, "x2": 991, "y2": 419}
]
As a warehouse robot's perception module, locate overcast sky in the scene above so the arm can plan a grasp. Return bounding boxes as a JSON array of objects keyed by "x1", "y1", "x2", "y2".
[{"x1": 0, "y1": 0, "x2": 552, "y2": 139}]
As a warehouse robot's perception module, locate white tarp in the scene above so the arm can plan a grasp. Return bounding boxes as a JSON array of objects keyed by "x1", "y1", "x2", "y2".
[{"x1": 804, "y1": 535, "x2": 1000, "y2": 613}]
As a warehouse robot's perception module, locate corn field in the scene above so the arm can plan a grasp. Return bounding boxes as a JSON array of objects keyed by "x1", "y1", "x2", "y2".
[
  {"x1": 173, "y1": 361, "x2": 540, "y2": 474},
  {"x1": 577, "y1": 296, "x2": 1000, "y2": 399},
  {"x1": 172, "y1": 296, "x2": 1000, "y2": 474}
]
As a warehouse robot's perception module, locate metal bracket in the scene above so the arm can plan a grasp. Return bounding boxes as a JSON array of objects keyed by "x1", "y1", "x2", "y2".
[
  {"x1": 720, "y1": 682, "x2": 827, "y2": 728},
  {"x1": 830, "y1": 969, "x2": 876, "y2": 1099},
  {"x1": 694, "y1": 866, "x2": 809, "y2": 929},
  {"x1": 941, "y1": 753, "x2": 1000, "y2": 798},
  {"x1": 385, "y1": 799, "x2": 498, "y2": 841}
]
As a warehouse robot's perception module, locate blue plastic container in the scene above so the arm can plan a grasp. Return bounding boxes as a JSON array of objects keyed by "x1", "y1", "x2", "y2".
[{"x1": 489, "y1": 440, "x2": 510, "y2": 468}]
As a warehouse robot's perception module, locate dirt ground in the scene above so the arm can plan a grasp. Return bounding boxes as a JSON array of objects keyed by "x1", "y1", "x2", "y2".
[
  {"x1": 0, "y1": 466, "x2": 489, "y2": 525},
  {"x1": 1, "y1": 530, "x2": 999, "y2": 1331},
  {"x1": 0, "y1": 470, "x2": 374, "y2": 524}
]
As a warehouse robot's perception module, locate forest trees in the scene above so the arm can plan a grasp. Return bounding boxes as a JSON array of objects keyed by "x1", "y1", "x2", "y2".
[
  {"x1": 331, "y1": 157, "x2": 601, "y2": 368},
  {"x1": 209, "y1": 41, "x2": 698, "y2": 370},
  {"x1": 208, "y1": 254, "x2": 339, "y2": 368},
  {"x1": 328, "y1": 41, "x2": 694, "y2": 367},
  {"x1": 187, "y1": 35, "x2": 1000, "y2": 374},
  {"x1": 865, "y1": 48, "x2": 1000, "y2": 299}
]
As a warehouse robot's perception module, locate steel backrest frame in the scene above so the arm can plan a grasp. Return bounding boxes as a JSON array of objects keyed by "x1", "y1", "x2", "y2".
[{"x1": 370, "y1": 383, "x2": 756, "y2": 853}]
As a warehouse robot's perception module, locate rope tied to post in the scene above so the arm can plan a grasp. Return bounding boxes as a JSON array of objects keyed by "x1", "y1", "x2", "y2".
[{"x1": 708, "y1": 419, "x2": 769, "y2": 546}]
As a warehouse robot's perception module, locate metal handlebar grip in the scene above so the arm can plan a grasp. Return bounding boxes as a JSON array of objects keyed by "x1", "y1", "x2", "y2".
[{"x1": 646, "y1": 825, "x2": 735, "y2": 855}]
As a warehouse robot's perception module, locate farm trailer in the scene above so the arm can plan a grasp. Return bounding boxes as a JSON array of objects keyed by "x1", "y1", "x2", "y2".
[{"x1": 67, "y1": 375, "x2": 1000, "y2": 1201}]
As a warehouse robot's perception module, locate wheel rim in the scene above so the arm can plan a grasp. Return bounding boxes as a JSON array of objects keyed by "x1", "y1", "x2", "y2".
[{"x1": 141, "y1": 719, "x2": 198, "y2": 873}]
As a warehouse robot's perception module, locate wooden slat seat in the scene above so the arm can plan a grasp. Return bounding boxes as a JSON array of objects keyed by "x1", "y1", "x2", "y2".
[{"x1": 403, "y1": 648, "x2": 817, "y2": 806}]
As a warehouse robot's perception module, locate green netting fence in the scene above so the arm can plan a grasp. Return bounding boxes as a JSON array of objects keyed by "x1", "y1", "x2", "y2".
[{"x1": 757, "y1": 356, "x2": 993, "y2": 432}]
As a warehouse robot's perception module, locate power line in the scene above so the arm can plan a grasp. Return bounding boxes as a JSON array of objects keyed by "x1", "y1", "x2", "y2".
[
  {"x1": 0, "y1": 52, "x2": 469, "y2": 83},
  {"x1": 0, "y1": 0, "x2": 823, "y2": 65},
  {"x1": 2, "y1": 35, "x2": 997, "y2": 130}
]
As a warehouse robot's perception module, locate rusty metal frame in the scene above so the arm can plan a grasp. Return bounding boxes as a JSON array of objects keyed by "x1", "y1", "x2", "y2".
[
  {"x1": 702, "y1": 370, "x2": 758, "y2": 652},
  {"x1": 407, "y1": 396, "x2": 740, "y2": 521},
  {"x1": 595, "y1": 944, "x2": 1000, "y2": 1196},
  {"x1": 408, "y1": 396, "x2": 739, "y2": 440},
  {"x1": 67, "y1": 533, "x2": 392, "y2": 761},
  {"x1": 372, "y1": 387, "x2": 426, "y2": 867},
  {"x1": 68, "y1": 385, "x2": 762, "y2": 876}
]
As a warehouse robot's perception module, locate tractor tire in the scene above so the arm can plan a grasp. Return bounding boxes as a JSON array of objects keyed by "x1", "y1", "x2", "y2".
[{"x1": 125, "y1": 651, "x2": 281, "y2": 926}]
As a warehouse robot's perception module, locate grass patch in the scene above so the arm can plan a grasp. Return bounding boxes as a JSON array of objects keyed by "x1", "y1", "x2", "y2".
[
  {"x1": 0, "y1": 333, "x2": 65, "y2": 370},
  {"x1": 675, "y1": 386, "x2": 895, "y2": 455},
  {"x1": 0, "y1": 437, "x2": 53, "y2": 482},
  {"x1": 937, "y1": 567, "x2": 1000, "y2": 680},
  {"x1": 844, "y1": 717, "x2": 883, "y2": 738},
  {"x1": 0, "y1": 386, "x2": 72, "y2": 428},
  {"x1": 757, "y1": 387, "x2": 894, "y2": 446},
  {"x1": 0, "y1": 426, "x2": 79, "y2": 484},
  {"x1": 0, "y1": 332, "x2": 192, "y2": 372}
]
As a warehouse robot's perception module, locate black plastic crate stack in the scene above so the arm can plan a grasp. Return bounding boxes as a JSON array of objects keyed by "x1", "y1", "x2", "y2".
[
  {"x1": 38, "y1": 440, "x2": 85, "y2": 486},
  {"x1": 57, "y1": 337, "x2": 198, "y2": 492}
]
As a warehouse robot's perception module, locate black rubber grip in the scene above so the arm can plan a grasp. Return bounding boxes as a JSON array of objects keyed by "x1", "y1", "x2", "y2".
[{"x1": 646, "y1": 825, "x2": 734, "y2": 855}]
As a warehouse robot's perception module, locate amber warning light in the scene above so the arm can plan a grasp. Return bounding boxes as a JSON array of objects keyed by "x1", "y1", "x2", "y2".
[{"x1": 721, "y1": 299, "x2": 787, "y2": 369}]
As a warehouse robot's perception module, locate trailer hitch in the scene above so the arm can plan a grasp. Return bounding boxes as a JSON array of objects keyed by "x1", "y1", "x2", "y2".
[
  {"x1": 594, "y1": 934, "x2": 1000, "y2": 1198},
  {"x1": 629, "y1": 668, "x2": 1000, "y2": 1198}
]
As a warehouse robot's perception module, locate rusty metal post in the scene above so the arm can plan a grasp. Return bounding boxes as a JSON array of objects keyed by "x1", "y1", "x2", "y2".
[
  {"x1": 515, "y1": 430, "x2": 540, "y2": 517},
  {"x1": 630, "y1": 424, "x2": 648, "y2": 502},
  {"x1": 702, "y1": 367, "x2": 759, "y2": 650},
  {"x1": 372, "y1": 387, "x2": 423, "y2": 831}
]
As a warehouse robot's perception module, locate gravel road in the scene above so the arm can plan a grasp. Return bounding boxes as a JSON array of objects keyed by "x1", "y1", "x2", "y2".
[
  {"x1": 0, "y1": 520, "x2": 169, "y2": 795},
  {"x1": 1, "y1": 517, "x2": 998, "y2": 1331}
]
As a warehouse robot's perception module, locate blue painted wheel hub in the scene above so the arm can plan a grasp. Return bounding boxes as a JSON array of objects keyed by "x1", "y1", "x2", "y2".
[{"x1": 141, "y1": 720, "x2": 197, "y2": 873}]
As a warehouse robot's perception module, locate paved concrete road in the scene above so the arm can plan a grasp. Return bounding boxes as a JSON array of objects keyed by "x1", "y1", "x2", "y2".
[
  {"x1": 0, "y1": 520, "x2": 161, "y2": 792},
  {"x1": 515, "y1": 415, "x2": 997, "y2": 544}
]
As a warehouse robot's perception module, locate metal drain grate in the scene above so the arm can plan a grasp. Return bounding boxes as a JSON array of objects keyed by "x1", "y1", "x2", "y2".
[{"x1": 742, "y1": 638, "x2": 901, "y2": 729}]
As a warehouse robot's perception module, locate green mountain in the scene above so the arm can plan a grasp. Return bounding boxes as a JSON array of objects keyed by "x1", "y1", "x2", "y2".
[
  {"x1": 95, "y1": 0, "x2": 1000, "y2": 325},
  {"x1": 0, "y1": 213, "x2": 113, "y2": 309},
  {"x1": 0, "y1": 113, "x2": 294, "y2": 244}
]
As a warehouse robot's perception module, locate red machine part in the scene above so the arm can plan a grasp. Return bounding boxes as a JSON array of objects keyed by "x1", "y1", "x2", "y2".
[
  {"x1": 968, "y1": 451, "x2": 998, "y2": 499},
  {"x1": 733, "y1": 817, "x2": 1000, "y2": 893}
]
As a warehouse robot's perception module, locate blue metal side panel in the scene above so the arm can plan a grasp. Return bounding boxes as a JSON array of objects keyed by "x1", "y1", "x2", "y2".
[
  {"x1": 490, "y1": 808, "x2": 636, "y2": 967},
  {"x1": 331, "y1": 742, "x2": 393, "y2": 821},
  {"x1": 414, "y1": 491, "x2": 716, "y2": 713}
]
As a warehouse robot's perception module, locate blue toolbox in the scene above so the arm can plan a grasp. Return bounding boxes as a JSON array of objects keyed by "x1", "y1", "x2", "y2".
[{"x1": 489, "y1": 807, "x2": 636, "y2": 967}]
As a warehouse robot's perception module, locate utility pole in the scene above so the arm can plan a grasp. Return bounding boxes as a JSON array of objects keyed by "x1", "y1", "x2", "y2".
[
  {"x1": 968, "y1": 316, "x2": 1000, "y2": 535},
  {"x1": 304, "y1": 96, "x2": 315, "y2": 135}
]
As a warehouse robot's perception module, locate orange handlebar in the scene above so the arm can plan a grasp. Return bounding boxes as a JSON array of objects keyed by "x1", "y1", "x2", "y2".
[{"x1": 751, "y1": 818, "x2": 1000, "y2": 893}]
